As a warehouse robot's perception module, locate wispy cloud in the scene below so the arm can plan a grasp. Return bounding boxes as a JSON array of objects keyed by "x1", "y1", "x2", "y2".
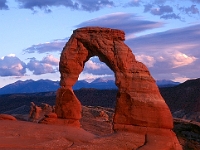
[
  {"x1": 160, "y1": 13, "x2": 181, "y2": 20},
  {"x1": 76, "y1": 12, "x2": 163, "y2": 37},
  {"x1": 23, "y1": 38, "x2": 68, "y2": 54},
  {"x1": 15, "y1": 0, "x2": 114, "y2": 12}
]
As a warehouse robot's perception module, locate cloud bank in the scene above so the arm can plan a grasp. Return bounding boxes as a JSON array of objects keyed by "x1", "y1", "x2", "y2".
[
  {"x1": 26, "y1": 55, "x2": 59, "y2": 75},
  {"x1": 125, "y1": 0, "x2": 200, "y2": 20},
  {"x1": 23, "y1": 38, "x2": 68, "y2": 54},
  {"x1": 15, "y1": 0, "x2": 114, "y2": 12},
  {"x1": 126, "y1": 24, "x2": 200, "y2": 81},
  {"x1": 0, "y1": 54, "x2": 59, "y2": 77}
]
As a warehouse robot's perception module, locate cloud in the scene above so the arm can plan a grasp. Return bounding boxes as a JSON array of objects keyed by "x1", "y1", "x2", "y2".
[
  {"x1": 41, "y1": 54, "x2": 59, "y2": 66},
  {"x1": 160, "y1": 13, "x2": 181, "y2": 20},
  {"x1": 171, "y1": 51, "x2": 197, "y2": 68},
  {"x1": 83, "y1": 57, "x2": 113, "y2": 76},
  {"x1": 135, "y1": 54, "x2": 156, "y2": 67},
  {"x1": 150, "y1": 5, "x2": 173, "y2": 15},
  {"x1": 76, "y1": 12, "x2": 163, "y2": 37},
  {"x1": 179, "y1": 5, "x2": 199, "y2": 15},
  {"x1": 84, "y1": 60, "x2": 101, "y2": 70},
  {"x1": 79, "y1": 72, "x2": 114, "y2": 82},
  {"x1": 144, "y1": 4, "x2": 153, "y2": 12},
  {"x1": 23, "y1": 38, "x2": 68, "y2": 54},
  {"x1": 126, "y1": 24, "x2": 200, "y2": 81},
  {"x1": 125, "y1": 0, "x2": 200, "y2": 20},
  {"x1": 0, "y1": 54, "x2": 26, "y2": 76},
  {"x1": 16, "y1": 0, "x2": 114, "y2": 12},
  {"x1": 26, "y1": 55, "x2": 59, "y2": 75},
  {"x1": 0, "y1": 0, "x2": 8, "y2": 10}
]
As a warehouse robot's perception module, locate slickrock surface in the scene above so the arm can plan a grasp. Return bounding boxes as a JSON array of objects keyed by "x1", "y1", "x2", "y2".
[
  {"x1": 0, "y1": 120, "x2": 95, "y2": 150},
  {"x1": 54, "y1": 27, "x2": 182, "y2": 149},
  {"x1": 0, "y1": 118, "x2": 181, "y2": 150}
]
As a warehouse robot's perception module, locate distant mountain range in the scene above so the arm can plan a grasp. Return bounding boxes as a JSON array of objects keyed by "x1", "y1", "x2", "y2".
[
  {"x1": 0, "y1": 78, "x2": 200, "y2": 123},
  {"x1": 156, "y1": 80, "x2": 180, "y2": 87},
  {"x1": 0, "y1": 78, "x2": 180, "y2": 95}
]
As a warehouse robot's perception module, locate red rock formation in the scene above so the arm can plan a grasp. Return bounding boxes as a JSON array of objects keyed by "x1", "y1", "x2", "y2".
[
  {"x1": 56, "y1": 27, "x2": 172, "y2": 128},
  {"x1": 55, "y1": 27, "x2": 182, "y2": 149}
]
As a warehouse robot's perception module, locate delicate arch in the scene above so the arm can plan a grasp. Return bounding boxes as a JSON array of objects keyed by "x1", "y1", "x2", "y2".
[{"x1": 55, "y1": 27, "x2": 173, "y2": 130}]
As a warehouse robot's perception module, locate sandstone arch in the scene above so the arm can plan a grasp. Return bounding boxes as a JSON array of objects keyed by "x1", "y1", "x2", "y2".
[{"x1": 55, "y1": 27, "x2": 173, "y2": 130}]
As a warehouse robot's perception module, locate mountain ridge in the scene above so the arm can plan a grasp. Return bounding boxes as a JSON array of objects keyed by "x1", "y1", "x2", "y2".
[{"x1": 0, "y1": 78, "x2": 180, "y2": 95}]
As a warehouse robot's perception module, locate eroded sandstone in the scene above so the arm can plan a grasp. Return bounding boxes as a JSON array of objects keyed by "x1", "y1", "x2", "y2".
[
  {"x1": 55, "y1": 27, "x2": 182, "y2": 149},
  {"x1": 56, "y1": 27, "x2": 172, "y2": 129}
]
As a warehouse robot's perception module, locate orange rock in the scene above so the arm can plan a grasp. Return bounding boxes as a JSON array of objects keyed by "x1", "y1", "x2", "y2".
[
  {"x1": 55, "y1": 27, "x2": 182, "y2": 149},
  {"x1": 56, "y1": 27, "x2": 172, "y2": 128},
  {"x1": 55, "y1": 87, "x2": 82, "y2": 120},
  {"x1": 44, "y1": 112, "x2": 57, "y2": 118},
  {"x1": 0, "y1": 114, "x2": 17, "y2": 121}
]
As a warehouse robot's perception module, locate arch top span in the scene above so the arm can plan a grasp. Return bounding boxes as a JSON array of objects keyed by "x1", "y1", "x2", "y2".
[
  {"x1": 55, "y1": 26, "x2": 173, "y2": 131},
  {"x1": 73, "y1": 27, "x2": 125, "y2": 41}
]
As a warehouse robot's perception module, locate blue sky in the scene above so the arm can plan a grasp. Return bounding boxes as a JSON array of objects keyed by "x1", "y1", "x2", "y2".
[{"x1": 0, "y1": 0, "x2": 200, "y2": 87}]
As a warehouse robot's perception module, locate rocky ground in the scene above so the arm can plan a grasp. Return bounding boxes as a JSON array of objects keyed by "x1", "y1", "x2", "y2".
[{"x1": 0, "y1": 105, "x2": 199, "y2": 149}]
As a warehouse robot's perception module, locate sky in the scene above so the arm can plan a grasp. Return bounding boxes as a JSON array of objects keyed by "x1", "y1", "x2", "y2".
[{"x1": 0, "y1": 0, "x2": 200, "y2": 87}]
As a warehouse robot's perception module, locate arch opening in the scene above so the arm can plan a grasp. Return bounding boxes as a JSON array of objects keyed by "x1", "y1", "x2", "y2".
[
  {"x1": 78, "y1": 56, "x2": 115, "y2": 85},
  {"x1": 74, "y1": 56, "x2": 117, "y2": 135}
]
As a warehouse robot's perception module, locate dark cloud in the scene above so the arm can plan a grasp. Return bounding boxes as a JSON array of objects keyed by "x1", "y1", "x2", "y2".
[
  {"x1": 0, "y1": 55, "x2": 26, "y2": 76},
  {"x1": 160, "y1": 13, "x2": 181, "y2": 20},
  {"x1": 126, "y1": 0, "x2": 200, "y2": 20},
  {"x1": 23, "y1": 38, "x2": 68, "y2": 54},
  {"x1": 144, "y1": 4, "x2": 153, "y2": 12},
  {"x1": 150, "y1": 5, "x2": 173, "y2": 15},
  {"x1": 76, "y1": 0, "x2": 114, "y2": 12},
  {"x1": 26, "y1": 55, "x2": 59, "y2": 75},
  {"x1": 179, "y1": 5, "x2": 199, "y2": 15},
  {"x1": 76, "y1": 13, "x2": 163, "y2": 37},
  {"x1": 0, "y1": 0, "x2": 8, "y2": 10},
  {"x1": 126, "y1": 24, "x2": 200, "y2": 81},
  {"x1": 16, "y1": 0, "x2": 114, "y2": 12}
]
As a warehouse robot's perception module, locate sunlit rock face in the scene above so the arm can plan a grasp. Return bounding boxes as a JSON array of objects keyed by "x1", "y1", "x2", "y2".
[
  {"x1": 56, "y1": 26, "x2": 173, "y2": 129},
  {"x1": 55, "y1": 27, "x2": 182, "y2": 149}
]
